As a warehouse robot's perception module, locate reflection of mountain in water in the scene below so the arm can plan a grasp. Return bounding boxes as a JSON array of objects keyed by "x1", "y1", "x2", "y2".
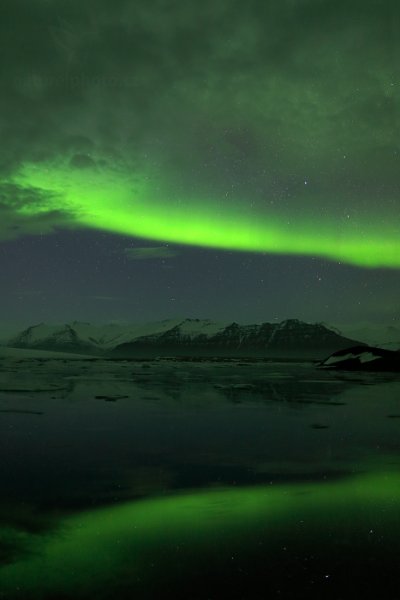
[
  {"x1": 1, "y1": 356, "x2": 400, "y2": 517},
  {"x1": 0, "y1": 356, "x2": 392, "y2": 406}
]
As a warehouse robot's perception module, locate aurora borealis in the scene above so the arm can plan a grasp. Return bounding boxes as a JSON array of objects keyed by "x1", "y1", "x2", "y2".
[
  {"x1": 0, "y1": 0, "x2": 399, "y2": 326},
  {"x1": 8, "y1": 159, "x2": 400, "y2": 268}
]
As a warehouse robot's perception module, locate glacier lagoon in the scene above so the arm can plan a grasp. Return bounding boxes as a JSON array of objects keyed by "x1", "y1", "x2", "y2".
[{"x1": 0, "y1": 356, "x2": 400, "y2": 599}]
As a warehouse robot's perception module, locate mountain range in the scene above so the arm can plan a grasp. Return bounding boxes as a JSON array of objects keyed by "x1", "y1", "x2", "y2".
[{"x1": 3, "y1": 318, "x2": 369, "y2": 359}]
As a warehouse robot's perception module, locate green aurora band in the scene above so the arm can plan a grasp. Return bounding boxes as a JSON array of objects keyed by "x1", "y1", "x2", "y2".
[
  {"x1": 7, "y1": 161, "x2": 400, "y2": 268},
  {"x1": 1, "y1": 472, "x2": 400, "y2": 597}
]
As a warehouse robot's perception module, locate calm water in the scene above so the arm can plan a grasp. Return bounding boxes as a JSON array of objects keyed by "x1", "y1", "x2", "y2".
[{"x1": 0, "y1": 357, "x2": 400, "y2": 598}]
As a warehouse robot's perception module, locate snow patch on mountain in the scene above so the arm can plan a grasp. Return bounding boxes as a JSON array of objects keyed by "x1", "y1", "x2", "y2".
[
  {"x1": 323, "y1": 351, "x2": 380, "y2": 366},
  {"x1": 176, "y1": 319, "x2": 227, "y2": 338}
]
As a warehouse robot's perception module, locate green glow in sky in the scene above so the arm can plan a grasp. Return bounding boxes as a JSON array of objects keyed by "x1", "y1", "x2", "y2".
[
  {"x1": 9, "y1": 161, "x2": 400, "y2": 268},
  {"x1": 1, "y1": 472, "x2": 399, "y2": 597}
]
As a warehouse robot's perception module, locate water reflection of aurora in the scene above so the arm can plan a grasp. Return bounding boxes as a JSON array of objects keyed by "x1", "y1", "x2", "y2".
[{"x1": 1, "y1": 472, "x2": 399, "y2": 598}]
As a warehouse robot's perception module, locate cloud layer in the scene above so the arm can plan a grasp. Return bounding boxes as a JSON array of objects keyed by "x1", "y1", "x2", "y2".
[{"x1": 1, "y1": 0, "x2": 399, "y2": 265}]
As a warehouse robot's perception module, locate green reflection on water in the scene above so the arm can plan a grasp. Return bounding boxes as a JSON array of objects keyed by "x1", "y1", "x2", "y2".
[{"x1": 1, "y1": 472, "x2": 399, "y2": 598}]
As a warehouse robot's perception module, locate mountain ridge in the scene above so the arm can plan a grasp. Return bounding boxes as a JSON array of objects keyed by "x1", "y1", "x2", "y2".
[{"x1": 6, "y1": 318, "x2": 365, "y2": 359}]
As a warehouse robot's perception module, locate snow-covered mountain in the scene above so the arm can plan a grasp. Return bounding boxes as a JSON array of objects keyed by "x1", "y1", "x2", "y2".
[
  {"x1": 8, "y1": 322, "x2": 105, "y2": 355},
  {"x1": 110, "y1": 318, "x2": 362, "y2": 359},
  {"x1": 7, "y1": 319, "x2": 227, "y2": 355},
  {"x1": 7, "y1": 318, "x2": 363, "y2": 359}
]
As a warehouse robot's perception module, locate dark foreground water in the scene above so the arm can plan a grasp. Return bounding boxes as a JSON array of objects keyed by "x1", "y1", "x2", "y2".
[{"x1": 0, "y1": 357, "x2": 400, "y2": 599}]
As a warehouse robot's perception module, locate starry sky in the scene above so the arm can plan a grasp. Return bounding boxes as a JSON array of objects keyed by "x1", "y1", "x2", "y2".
[{"x1": 0, "y1": 0, "x2": 399, "y2": 330}]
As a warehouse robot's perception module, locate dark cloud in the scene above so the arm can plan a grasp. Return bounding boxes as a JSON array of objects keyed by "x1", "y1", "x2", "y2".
[
  {"x1": 124, "y1": 246, "x2": 178, "y2": 261},
  {"x1": 1, "y1": 0, "x2": 399, "y2": 187},
  {"x1": 0, "y1": 0, "x2": 398, "y2": 226},
  {"x1": 69, "y1": 153, "x2": 97, "y2": 169},
  {"x1": 0, "y1": 183, "x2": 75, "y2": 239},
  {"x1": 0, "y1": 2, "x2": 397, "y2": 207}
]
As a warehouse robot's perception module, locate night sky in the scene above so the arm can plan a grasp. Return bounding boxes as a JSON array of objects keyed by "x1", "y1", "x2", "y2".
[{"x1": 0, "y1": 0, "x2": 399, "y2": 330}]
